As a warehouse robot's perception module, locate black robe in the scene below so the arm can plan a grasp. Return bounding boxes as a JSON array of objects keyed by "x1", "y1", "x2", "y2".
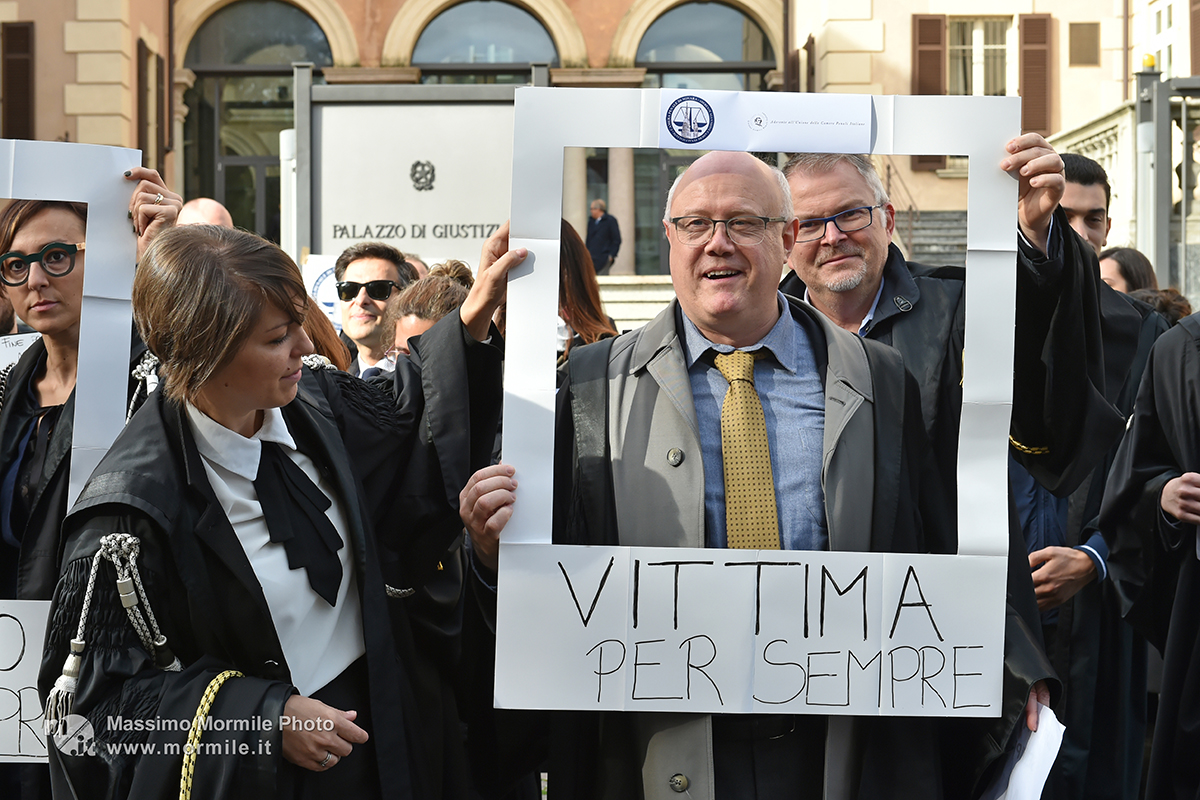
[
  {"x1": 1039, "y1": 295, "x2": 1166, "y2": 800},
  {"x1": 37, "y1": 314, "x2": 502, "y2": 800},
  {"x1": 780, "y1": 214, "x2": 1143, "y2": 796},
  {"x1": 1, "y1": 333, "x2": 151, "y2": 800},
  {"x1": 1100, "y1": 312, "x2": 1200, "y2": 800}
]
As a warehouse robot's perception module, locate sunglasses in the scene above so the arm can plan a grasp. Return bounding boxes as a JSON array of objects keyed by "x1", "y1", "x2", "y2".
[
  {"x1": 0, "y1": 242, "x2": 85, "y2": 287},
  {"x1": 336, "y1": 279, "x2": 399, "y2": 302}
]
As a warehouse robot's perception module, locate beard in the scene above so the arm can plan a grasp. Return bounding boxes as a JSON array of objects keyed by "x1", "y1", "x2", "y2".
[{"x1": 816, "y1": 245, "x2": 869, "y2": 293}]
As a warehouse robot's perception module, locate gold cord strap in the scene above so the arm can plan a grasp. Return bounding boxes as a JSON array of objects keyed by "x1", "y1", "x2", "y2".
[
  {"x1": 179, "y1": 670, "x2": 244, "y2": 800},
  {"x1": 1009, "y1": 435, "x2": 1049, "y2": 455}
]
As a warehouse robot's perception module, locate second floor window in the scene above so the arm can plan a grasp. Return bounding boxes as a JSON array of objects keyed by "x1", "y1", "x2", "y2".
[{"x1": 949, "y1": 18, "x2": 1009, "y2": 97}]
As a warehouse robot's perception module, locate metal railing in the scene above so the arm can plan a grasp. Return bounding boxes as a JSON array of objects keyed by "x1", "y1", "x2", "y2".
[{"x1": 882, "y1": 157, "x2": 920, "y2": 256}]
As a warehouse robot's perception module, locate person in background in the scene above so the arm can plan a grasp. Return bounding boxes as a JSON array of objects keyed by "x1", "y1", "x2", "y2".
[
  {"x1": 334, "y1": 242, "x2": 417, "y2": 377},
  {"x1": 558, "y1": 219, "x2": 617, "y2": 367},
  {"x1": 0, "y1": 168, "x2": 180, "y2": 800},
  {"x1": 1099, "y1": 247, "x2": 1159, "y2": 294},
  {"x1": 1008, "y1": 152, "x2": 1167, "y2": 800},
  {"x1": 0, "y1": 285, "x2": 19, "y2": 335},
  {"x1": 585, "y1": 199, "x2": 620, "y2": 275},
  {"x1": 1130, "y1": 287, "x2": 1193, "y2": 326},
  {"x1": 1059, "y1": 153, "x2": 1112, "y2": 254},
  {"x1": 406, "y1": 254, "x2": 431, "y2": 279},
  {"x1": 380, "y1": 266, "x2": 473, "y2": 359},
  {"x1": 176, "y1": 197, "x2": 234, "y2": 228},
  {"x1": 1099, "y1": 302, "x2": 1200, "y2": 800}
]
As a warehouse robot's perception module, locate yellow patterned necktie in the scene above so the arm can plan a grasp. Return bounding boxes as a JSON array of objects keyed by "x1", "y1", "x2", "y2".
[{"x1": 713, "y1": 350, "x2": 780, "y2": 549}]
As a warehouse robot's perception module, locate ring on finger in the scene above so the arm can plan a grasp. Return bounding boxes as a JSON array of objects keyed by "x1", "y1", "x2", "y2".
[
  {"x1": 153, "y1": 192, "x2": 164, "y2": 205},
  {"x1": 319, "y1": 751, "x2": 334, "y2": 769}
]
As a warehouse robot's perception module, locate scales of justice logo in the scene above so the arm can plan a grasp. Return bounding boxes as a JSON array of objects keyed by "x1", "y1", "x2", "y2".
[{"x1": 666, "y1": 96, "x2": 715, "y2": 144}]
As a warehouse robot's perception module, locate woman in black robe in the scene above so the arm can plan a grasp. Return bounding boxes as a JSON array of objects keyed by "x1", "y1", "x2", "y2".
[
  {"x1": 0, "y1": 174, "x2": 180, "y2": 800},
  {"x1": 37, "y1": 224, "x2": 517, "y2": 799}
]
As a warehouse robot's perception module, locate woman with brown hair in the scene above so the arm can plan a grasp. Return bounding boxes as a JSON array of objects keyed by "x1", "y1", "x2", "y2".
[
  {"x1": 381, "y1": 263, "x2": 473, "y2": 359},
  {"x1": 0, "y1": 170, "x2": 180, "y2": 800},
  {"x1": 558, "y1": 218, "x2": 617, "y2": 364},
  {"x1": 0, "y1": 169, "x2": 180, "y2": 605},
  {"x1": 39, "y1": 224, "x2": 517, "y2": 800}
]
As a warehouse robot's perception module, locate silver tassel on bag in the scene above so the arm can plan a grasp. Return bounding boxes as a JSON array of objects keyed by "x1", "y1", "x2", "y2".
[{"x1": 44, "y1": 533, "x2": 182, "y2": 729}]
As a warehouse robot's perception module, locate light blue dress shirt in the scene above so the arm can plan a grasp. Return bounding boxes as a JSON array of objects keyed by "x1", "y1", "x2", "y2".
[{"x1": 680, "y1": 294, "x2": 828, "y2": 551}]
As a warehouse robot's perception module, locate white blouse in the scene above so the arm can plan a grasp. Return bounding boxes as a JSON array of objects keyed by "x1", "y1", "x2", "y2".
[{"x1": 185, "y1": 403, "x2": 366, "y2": 696}]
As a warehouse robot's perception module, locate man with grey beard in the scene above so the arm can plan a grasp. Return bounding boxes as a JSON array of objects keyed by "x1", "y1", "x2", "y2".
[{"x1": 779, "y1": 142, "x2": 1143, "y2": 797}]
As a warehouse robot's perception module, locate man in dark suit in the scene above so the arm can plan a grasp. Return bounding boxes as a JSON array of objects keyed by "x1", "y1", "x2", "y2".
[{"x1": 585, "y1": 199, "x2": 620, "y2": 274}]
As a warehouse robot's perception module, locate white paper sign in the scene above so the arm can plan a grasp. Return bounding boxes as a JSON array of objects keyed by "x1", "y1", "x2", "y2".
[
  {"x1": 0, "y1": 600, "x2": 51, "y2": 762},
  {"x1": 0, "y1": 333, "x2": 40, "y2": 368},
  {"x1": 496, "y1": 89, "x2": 1020, "y2": 716},
  {"x1": 496, "y1": 548, "x2": 1005, "y2": 715}
]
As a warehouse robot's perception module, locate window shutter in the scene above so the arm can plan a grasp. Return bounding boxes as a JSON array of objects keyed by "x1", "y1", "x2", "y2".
[
  {"x1": 1019, "y1": 14, "x2": 1052, "y2": 136},
  {"x1": 911, "y1": 15, "x2": 947, "y2": 171},
  {"x1": 2, "y1": 22, "x2": 34, "y2": 140},
  {"x1": 1191, "y1": 0, "x2": 1200, "y2": 75}
]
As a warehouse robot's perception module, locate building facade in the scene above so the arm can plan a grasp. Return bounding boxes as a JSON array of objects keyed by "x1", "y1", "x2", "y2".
[
  {"x1": 0, "y1": 0, "x2": 174, "y2": 173},
  {"x1": 6, "y1": 0, "x2": 1195, "y2": 275}
]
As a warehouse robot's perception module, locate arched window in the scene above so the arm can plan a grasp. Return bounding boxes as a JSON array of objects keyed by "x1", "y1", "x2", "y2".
[
  {"x1": 636, "y1": 2, "x2": 775, "y2": 91},
  {"x1": 412, "y1": 1, "x2": 559, "y2": 84},
  {"x1": 183, "y1": 0, "x2": 333, "y2": 240}
]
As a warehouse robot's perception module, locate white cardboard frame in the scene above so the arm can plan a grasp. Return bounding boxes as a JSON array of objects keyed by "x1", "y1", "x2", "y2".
[
  {"x1": 493, "y1": 89, "x2": 1020, "y2": 717},
  {"x1": 0, "y1": 140, "x2": 140, "y2": 762}
]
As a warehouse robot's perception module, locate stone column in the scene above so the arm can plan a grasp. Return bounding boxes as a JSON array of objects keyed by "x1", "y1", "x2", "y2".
[
  {"x1": 563, "y1": 147, "x2": 589, "y2": 241},
  {"x1": 174, "y1": 68, "x2": 196, "y2": 192},
  {"x1": 609, "y1": 147, "x2": 636, "y2": 275}
]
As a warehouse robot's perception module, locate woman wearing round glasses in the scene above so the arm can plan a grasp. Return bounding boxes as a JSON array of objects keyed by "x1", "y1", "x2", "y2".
[
  {"x1": 0, "y1": 172, "x2": 181, "y2": 604},
  {"x1": 0, "y1": 172, "x2": 180, "y2": 800}
]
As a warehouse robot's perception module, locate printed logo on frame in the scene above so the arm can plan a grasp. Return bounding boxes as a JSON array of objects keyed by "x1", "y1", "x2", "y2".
[{"x1": 666, "y1": 96, "x2": 715, "y2": 144}]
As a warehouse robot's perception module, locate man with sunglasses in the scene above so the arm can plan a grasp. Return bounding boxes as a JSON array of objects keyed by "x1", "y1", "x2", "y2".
[
  {"x1": 334, "y1": 241, "x2": 417, "y2": 377},
  {"x1": 780, "y1": 141, "x2": 1144, "y2": 796}
]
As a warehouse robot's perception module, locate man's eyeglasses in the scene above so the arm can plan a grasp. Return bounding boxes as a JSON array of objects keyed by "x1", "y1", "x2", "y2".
[
  {"x1": 795, "y1": 206, "x2": 881, "y2": 243},
  {"x1": 0, "y1": 242, "x2": 85, "y2": 287},
  {"x1": 336, "y1": 279, "x2": 399, "y2": 302},
  {"x1": 669, "y1": 216, "x2": 787, "y2": 246}
]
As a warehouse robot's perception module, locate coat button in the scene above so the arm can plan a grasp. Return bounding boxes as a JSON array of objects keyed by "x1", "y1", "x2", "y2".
[
  {"x1": 669, "y1": 773, "x2": 689, "y2": 792},
  {"x1": 667, "y1": 448, "x2": 684, "y2": 467}
]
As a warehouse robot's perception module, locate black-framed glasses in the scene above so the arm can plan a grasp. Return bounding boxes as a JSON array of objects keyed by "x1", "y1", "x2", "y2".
[
  {"x1": 795, "y1": 205, "x2": 881, "y2": 243},
  {"x1": 336, "y1": 279, "x2": 399, "y2": 302},
  {"x1": 669, "y1": 215, "x2": 787, "y2": 246},
  {"x1": 0, "y1": 242, "x2": 85, "y2": 287}
]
